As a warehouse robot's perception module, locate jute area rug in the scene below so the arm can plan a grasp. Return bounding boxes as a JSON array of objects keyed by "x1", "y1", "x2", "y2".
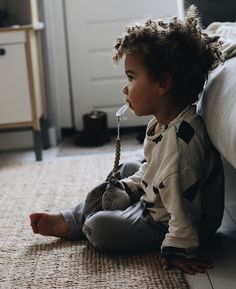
[{"x1": 0, "y1": 153, "x2": 189, "y2": 289}]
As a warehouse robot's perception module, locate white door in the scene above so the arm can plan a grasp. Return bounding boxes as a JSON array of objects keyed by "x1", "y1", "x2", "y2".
[{"x1": 65, "y1": 0, "x2": 179, "y2": 129}]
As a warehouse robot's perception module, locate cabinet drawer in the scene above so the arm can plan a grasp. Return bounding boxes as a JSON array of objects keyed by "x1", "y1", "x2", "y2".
[
  {"x1": 0, "y1": 43, "x2": 32, "y2": 124},
  {"x1": 0, "y1": 31, "x2": 26, "y2": 45}
]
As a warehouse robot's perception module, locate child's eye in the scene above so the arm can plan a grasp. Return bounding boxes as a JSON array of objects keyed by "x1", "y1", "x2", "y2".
[{"x1": 127, "y1": 75, "x2": 133, "y2": 81}]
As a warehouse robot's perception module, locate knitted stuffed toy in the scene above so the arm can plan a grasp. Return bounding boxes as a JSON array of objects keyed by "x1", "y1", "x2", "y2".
[
  {"x1": 84, "y1": 171, "x2": 143, "y2": 218},
  {"x1": 83, "y1": 173, "x2": 131, "y2": 218}
]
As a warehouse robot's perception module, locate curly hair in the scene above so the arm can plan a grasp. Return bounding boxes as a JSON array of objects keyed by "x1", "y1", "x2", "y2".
[{"x1": 113, "y1": 5, "x2": 223, "y2": 104}]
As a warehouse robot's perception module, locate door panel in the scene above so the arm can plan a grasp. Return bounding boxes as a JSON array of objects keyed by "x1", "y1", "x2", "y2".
[{"x1": 66, "y1": 0, "x2": 179, "y2": 129}]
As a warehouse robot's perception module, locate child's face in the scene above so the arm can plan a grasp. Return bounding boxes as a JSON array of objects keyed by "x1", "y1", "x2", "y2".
[{"x1": 123, "y1": 54, "x2": 161, "y2": 117}]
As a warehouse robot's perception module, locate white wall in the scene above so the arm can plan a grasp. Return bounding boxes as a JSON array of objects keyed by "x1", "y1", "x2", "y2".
[
  {"x1": 39, "y1": 0, "x2": 72, "y2": 130},
  {"x1": 177, "y1": 0, "x2": 185, "y2": 19}
]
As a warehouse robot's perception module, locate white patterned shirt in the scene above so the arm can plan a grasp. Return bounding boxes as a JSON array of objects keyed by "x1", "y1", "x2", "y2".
[{"x1": 123, "y1": 105, "x2": 224, "y2": 255}]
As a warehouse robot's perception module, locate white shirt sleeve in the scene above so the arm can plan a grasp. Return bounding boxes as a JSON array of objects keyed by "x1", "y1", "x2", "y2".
[{"x1": 160, "y1": 169, "x2": 201, "y2": 252}]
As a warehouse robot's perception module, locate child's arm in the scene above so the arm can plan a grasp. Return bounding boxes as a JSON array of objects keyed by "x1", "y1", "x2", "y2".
[
  {"x1": 157, "y1": 169, "x2": 214, "y2": 274},
  {"x1": 159, "y1": 169, "x2": 202, "y2": 260}
]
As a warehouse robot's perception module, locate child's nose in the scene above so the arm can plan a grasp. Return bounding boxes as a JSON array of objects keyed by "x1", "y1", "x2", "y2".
[{"x1": 123, "y1": 85, "x2": 128, "y2": 95}]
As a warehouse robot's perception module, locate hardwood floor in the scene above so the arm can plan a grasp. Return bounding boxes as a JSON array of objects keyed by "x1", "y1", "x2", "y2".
[{"x1": 0, "y1": 140, "x2": 235, "y2": 289}]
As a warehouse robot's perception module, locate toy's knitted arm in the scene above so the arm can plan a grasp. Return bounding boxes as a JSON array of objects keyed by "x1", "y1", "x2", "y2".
[{"x1": 83, "y1": 182, "x2": 108, "y2": 217}]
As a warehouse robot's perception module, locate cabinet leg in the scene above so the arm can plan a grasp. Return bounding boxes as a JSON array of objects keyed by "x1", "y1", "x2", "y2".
[
  {"x1": 33, "y1": 130, "x2": 42, "y2": 161},
  {"x1": 40, "y1": 116, "x2": 50, "y2": 149}
]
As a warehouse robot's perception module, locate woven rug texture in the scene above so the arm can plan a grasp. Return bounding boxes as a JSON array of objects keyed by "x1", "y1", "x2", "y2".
[{"x1": 0, "y1": 153, "x2": 189, "y2": 289}]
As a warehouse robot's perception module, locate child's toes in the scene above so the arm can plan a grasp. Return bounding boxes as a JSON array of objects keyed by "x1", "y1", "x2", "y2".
[
  {"x1": 29, "y1": 213, "x2": 42, "y2": 233},
  {"x1": 30, "y1": 222, "x2": 39, "y2": 233}
]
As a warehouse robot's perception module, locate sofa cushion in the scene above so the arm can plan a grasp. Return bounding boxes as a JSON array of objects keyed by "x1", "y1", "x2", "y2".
[{"x1": 197, "y1": 57, "x2": 236, "y2": 168}]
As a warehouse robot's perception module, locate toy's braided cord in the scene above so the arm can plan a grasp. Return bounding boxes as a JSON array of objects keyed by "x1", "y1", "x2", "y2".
[
  {"x1": 113, "y1": 124, "x2": 121, "y2": 175},
  {"x1": 110, "y1": 104, "x2": 128, "y2": 181}
]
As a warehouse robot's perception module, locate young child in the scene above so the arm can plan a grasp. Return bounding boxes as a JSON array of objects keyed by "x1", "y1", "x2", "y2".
[{"x1": 30, "y1": 6, "x2": 224, "y2": 274}]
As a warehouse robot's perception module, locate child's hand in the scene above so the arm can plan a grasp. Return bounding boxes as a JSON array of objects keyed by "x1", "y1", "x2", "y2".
[{"x1": 160, "y1": 256, "x2": 213, "y2": 274}]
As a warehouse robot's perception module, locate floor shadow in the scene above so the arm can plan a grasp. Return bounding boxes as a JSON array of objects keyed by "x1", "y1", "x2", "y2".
[
  {"x1": 199, "y1": 231, "x2": 236, "y2": 260},
  {"x1": 24, "y1": 238, "x2": 87, "y2": 256}
]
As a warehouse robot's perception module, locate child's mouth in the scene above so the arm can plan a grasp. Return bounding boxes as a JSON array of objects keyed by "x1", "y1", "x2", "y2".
[{"x1": 124, "y1": 98, "x2": 130, "y2": 107}]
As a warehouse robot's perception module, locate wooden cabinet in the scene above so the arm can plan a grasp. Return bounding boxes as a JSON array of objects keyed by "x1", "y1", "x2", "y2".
[
  {"x1": 0, "y1": 26, "x2": 46, "y2": 160},
  {"x1": 0, "y1": 31, "x2": 32, "y2": 124},
  {"x1": 0, "y1": 0, "x2": 46, "y2": 160}
]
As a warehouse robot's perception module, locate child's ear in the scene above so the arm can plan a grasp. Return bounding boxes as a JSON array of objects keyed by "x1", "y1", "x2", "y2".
[{"x1": 157, "y1": 72, "x2": 173, "y2": 95}]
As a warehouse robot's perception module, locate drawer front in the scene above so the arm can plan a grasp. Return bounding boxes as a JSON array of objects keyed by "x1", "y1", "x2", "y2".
[
  {"x1": 0, "y1": 31, "x2": 26, "y2": 45},
  {"x1": 0, "y1": 43, "x2": 32, "y2": 124}
]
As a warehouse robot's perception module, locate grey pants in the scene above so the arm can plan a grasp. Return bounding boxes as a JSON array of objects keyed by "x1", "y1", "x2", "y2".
[{"x1": 60, "y1": 161, "x2": 168, "y2": 253}]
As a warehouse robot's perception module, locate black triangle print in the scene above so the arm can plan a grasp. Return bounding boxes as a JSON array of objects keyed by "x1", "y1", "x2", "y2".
[
  {"x1": 176, "y1": 121, "x2": 195, "y2": 144},
  {"x1": 142, "y1": 180, "x2": 148, "y2": 188},
  {"x1": 152, "y1": 134, "x2": 163, "y2": 144},
  {"x1": 153, "y1": 187, "x2": 160, "y2": 195},
  {"x1": 159, "y1": 182, "x2": 165, "y2": 189},
  {"x1": 183, "y1": 180, "x2": 200, "y2": 202}
]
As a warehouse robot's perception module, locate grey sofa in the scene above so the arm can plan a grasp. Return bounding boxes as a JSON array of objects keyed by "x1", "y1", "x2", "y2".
[{"x1": 198, "y1": 56, "x2": 236, "y2": 169}]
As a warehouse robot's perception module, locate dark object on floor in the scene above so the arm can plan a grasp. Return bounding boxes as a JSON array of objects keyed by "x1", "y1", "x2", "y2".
[{"x1": 74, "y1": 111, "x2": 110, "y2": 147}]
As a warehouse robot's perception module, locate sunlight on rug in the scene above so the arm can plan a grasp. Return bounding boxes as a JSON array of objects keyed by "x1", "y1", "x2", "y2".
[{"x1": 0, "y1": 153, "x2": 189, "y2": 289}]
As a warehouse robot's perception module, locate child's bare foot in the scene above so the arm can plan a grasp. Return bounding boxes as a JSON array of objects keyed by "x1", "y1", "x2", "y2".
[{"x1": 29, "y1": 212, "x2": 69, "y2": 238}]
